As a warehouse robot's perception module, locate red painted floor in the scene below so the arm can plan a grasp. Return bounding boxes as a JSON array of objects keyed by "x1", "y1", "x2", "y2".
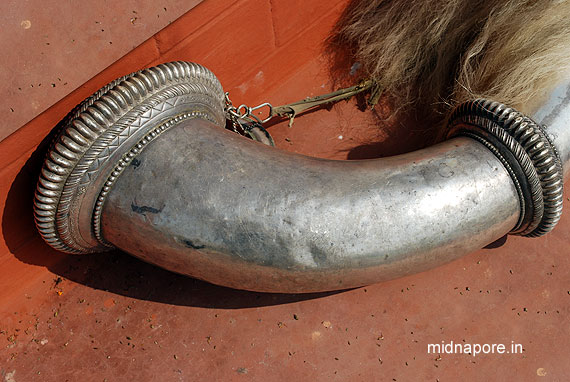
[
  {"x1": 1, "y1": 1, "x2": 569, "y2": 381},
  {"x1": 0, "y1": 0, "x2": 202, "y2": 142}
]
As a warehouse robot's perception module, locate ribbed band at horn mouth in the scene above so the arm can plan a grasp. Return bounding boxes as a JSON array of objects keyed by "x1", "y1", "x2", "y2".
[
  {"x1": 447, "y1": 99, "x2": 564, "y2": 237},
  {"x1": 33, "y1": 61, "x2": 226, "y2": 254}
]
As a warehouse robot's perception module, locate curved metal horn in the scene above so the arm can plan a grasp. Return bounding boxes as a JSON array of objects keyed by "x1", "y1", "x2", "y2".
[{"x1": 33, "y1": 62, "x2": 568, "y2": 293}]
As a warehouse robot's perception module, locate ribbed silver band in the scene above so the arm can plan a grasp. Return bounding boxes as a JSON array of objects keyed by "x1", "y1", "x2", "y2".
[
  {"x1": 33, "y1": 61, "x2": 226, "y2": 254},
  {"x1": 447, "y1": 99, "x2": 564, "y2": 237}
]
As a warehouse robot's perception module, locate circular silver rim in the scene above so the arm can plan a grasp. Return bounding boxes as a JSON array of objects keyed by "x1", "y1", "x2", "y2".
[
  {"x1": 448, "y1": 99, "x2": 564, "y2": 237},
  {"x1": 33, "y1": 61, "x2": 226, "y2": 254}
]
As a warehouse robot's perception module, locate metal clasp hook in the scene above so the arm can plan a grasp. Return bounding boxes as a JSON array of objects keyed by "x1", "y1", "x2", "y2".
[{"x1": 236, "y1": 102, "x2": 274, "y2": 124}]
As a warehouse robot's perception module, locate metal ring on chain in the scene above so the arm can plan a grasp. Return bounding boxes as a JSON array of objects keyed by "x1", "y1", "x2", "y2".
[{"x1": 447, "y1": 99, "x2": 564, "y2": 237}]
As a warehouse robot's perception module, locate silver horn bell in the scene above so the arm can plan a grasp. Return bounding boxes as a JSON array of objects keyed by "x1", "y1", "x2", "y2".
[{"x1": 33, "y1": 62, "x2": 567, "y2": 293}]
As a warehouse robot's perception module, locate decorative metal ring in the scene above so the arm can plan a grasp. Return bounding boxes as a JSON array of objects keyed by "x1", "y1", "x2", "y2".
[
  {"x1": 33, "y1": 62, "x2": 226, "y2": 254},
  {"x1": 447, "y1": 99, "x2": 564, "y2": 237}
]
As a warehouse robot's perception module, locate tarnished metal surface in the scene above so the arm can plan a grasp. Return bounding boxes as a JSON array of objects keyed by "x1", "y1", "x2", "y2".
[
  {"x1": 33, "y1": 62, "x2": 225, "y2": 253},
  {"x1": 101, "y1": 119, "x2": 520, "y2": 292},
  {"x1": 33, "y1": 60, "x2": 570, "y2": 293}
]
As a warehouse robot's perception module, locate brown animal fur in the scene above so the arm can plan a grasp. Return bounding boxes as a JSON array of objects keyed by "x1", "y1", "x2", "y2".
[{"x1": 332, "y1": 0, "x2": 570, "y2": 118}]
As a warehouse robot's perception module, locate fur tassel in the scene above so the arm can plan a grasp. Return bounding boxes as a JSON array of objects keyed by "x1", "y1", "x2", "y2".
[{"x1": 332, "y1": 0, "x2": 570, "y2": 118}]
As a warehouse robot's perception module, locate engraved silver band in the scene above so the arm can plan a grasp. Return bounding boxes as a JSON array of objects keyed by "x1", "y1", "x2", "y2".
[{"x1": 33, "y1": 62, "x2": 226, "y2": 254}]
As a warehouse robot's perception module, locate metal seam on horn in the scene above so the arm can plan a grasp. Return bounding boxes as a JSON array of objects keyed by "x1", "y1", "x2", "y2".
[
  {"x1": 92, "y1": 111, "x2": 216, "y2": 246},
  {"x1": 455, "y1": 131, "x2": 528, "y2": 232}
]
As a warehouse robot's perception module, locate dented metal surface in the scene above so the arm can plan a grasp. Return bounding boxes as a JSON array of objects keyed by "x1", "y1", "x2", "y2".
[
  {"x1": 101, "y1": 119, "x2": 520, "y2": 292},
  {"x1": 34, "y1": 61, "x2": 570, "y2": 292}
]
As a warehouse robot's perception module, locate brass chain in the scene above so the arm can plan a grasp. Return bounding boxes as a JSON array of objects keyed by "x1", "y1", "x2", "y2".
[{"x1": 224, "y1": 79, "x2": 379, "y2": 130}]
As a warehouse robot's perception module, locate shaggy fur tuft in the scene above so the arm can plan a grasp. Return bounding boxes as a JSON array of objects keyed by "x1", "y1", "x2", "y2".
[{"x1": 332, "y1": 0, "x2": 570, "y2": 117}]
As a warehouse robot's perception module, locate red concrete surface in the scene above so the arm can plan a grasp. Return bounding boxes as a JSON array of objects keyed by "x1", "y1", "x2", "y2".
[
  {"x1": 0, "y1": 0, "x2": 203, "y2": 142},
  {"x1": 1, "y1": 1, "x2": 569, "y2": 381}
]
